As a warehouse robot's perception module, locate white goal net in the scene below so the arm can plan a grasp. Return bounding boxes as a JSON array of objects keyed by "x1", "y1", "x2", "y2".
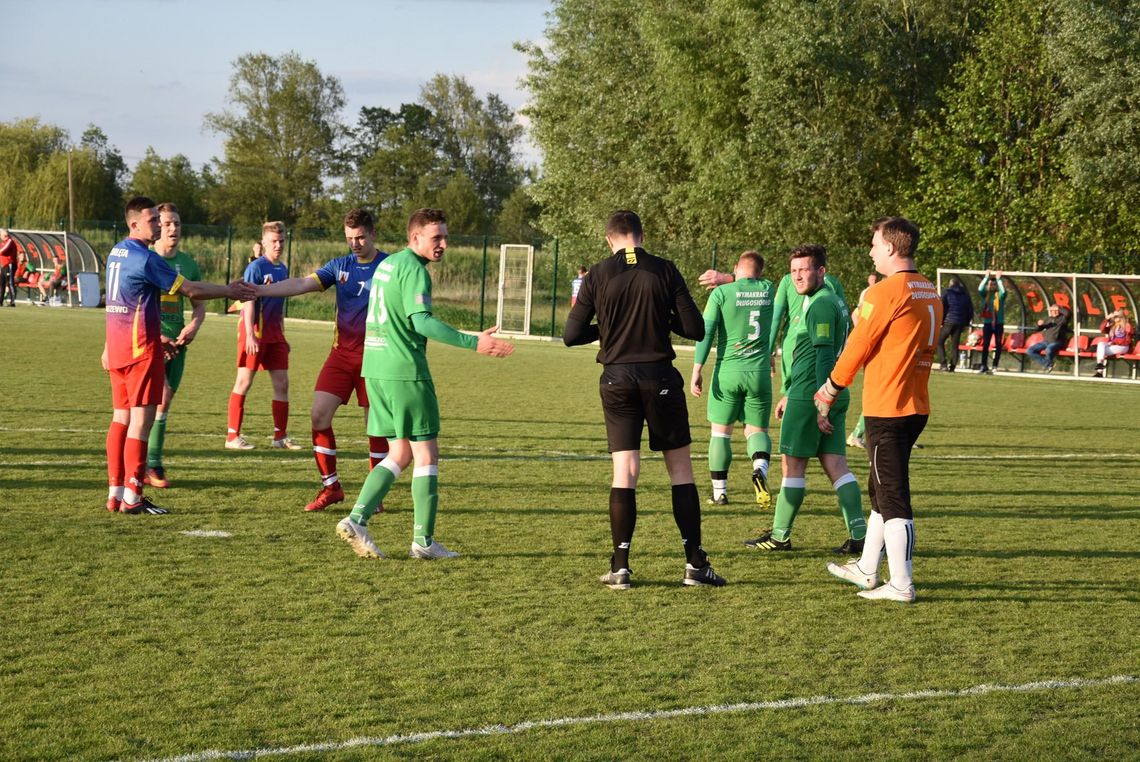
[{"x1": 496, "y1": 244, "x2": 535, "y2": 335}]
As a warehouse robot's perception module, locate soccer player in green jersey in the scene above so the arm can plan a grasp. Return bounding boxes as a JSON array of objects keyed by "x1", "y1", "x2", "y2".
[
  {"x1": 335, "y1": 208, "x2": 514, "y2": 560},
  {"x1": 700, "y1": 264, "x2": 848, "y2": 395},
  {"x1": 690, "y1": 250, "x2": 775, "y2": 509},
  {"x1": 145, "y1": 202, "x2": 206, "y2": 488},
  {"x1": 745, "y1": 245, "x2": 866, "y2": 553}
]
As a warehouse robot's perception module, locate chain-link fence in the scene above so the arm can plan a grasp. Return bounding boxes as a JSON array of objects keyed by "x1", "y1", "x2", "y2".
[{"x1": 6, "y1": 216, "x2": 1136, "y2": 334}]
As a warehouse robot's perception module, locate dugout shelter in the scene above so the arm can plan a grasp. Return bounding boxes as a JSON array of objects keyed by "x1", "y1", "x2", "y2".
[
  {"x1": 8, "y1": 230, "x2": 102, "y2": 307},
  {"x1": 937, "y1": 269, "x2": 1140, "y2": 383}
]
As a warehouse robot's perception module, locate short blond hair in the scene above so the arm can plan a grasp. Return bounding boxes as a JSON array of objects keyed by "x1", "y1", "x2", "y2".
[{"x1": 262, "y1": 221, "x2": 285, "y2": 237}]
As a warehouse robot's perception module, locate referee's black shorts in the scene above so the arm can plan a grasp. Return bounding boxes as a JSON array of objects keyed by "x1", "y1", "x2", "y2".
[
  {"x1": 864, "y1": 414, "x2": 928, "y2": 520},
  {"x1": 599, "y1": 361, "x2": 691, "y2": 453}
]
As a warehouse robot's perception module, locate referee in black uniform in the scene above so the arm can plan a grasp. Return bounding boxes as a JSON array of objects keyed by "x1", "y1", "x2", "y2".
[{"x1": 564, "y1": 210, "x2": 727, "y2": 589}]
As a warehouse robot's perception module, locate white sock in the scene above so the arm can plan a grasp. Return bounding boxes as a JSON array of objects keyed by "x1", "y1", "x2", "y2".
[
  {"x1": 752, "y1": 458, "x2": 769, "y2": 478},
  {"x1": 712, "y1": 479, "x2": 727, "y2": 499},
  {"x1": 859, "y1": 510, "x2": 885, "y2": 574},
  {"x1": 883, "y1": 518, "x2": 915, "y2": 589}
]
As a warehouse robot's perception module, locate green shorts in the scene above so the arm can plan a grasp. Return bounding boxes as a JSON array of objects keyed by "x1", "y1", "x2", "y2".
[
  {"x1": 365, "y1": 377, "x2": 439, "y2": 441},
  {"x1": 164, "y1": 346, "x2": 187, "y2": 393},
  {"x1": 706, "y1": 368, "x2": 772, "y2": 428},
  {"x1": 778, "y1": 395, "x2": 849, "y2": 458}
]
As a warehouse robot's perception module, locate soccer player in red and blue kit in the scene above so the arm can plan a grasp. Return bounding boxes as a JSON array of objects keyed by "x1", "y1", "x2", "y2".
[
  {"x1": 103, "y1": 197, "x2": 253, "y2": 513},
  {"x1": 225, "y1": 221, "x2": 298, "y2": 450},
  {"x1": 252, "y1": 208, "x2": 391, "y2": 512}
]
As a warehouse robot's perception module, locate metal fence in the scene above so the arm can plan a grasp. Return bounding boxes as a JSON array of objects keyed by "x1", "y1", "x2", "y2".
[{"x1": 6, "y1": 216, "x2": 1137, "y2": 335}]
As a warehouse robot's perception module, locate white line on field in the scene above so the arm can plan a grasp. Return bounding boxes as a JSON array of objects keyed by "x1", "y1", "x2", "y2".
[
  {"x1": 130, "y1": 674, "x2": 1136, "y2": 762},
  {"x1": 179, "y1": 530, "x2": 232, "y2": 538}
]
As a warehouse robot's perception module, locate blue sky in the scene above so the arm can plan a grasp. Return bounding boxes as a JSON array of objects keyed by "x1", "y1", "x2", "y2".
[{"x1": 2, "y1": 0, "x2": 551, "y2": 168}]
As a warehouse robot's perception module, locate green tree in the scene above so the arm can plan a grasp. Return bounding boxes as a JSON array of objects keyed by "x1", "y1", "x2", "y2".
[
  {"x1": 1049, "y1": 0, "x2": 1140, "y2": 257},
  {"x1": 343, "y1": 104, "x2": 440, "y2": 233},
  {"x1": 205, "y1": 52, "x2": 345, "y2": 225},
  {"x1": 496, "y1": 185, "x2": 542, "y2": 242},
  {"x1": 523, "y1": 0, "x2": 979, "y2": 246},
  {"x1": 78, "y1": 125, "x2": 127, "y2": 220},
  {"x1": 0, "y1": 118, "x2": 69, "y2": 221},
  {"x1": 428, "y1": 171, "x2": 486, "y2": 234},
  {"x1": 128, "y1": 149, "x2": 208, "y2": 223},
  {"x1": 419, "y1": 74, "x2": 524, "y2": 217},
  {"x1": 520, "y1": 0, "x2": 687, "y2": 239},
  {"x1": 909, "y1": 0, "x2": 1067, "y2": 263},
  {"x1": 0, "y1": 119, "x2": 125, "y2": 226}
]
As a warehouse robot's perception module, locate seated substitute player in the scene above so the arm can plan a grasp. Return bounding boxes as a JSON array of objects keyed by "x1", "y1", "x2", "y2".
[
  {"x1": 103, "y1": 196, "x2": 254, "y2": 514},
  {"x1": 335, "y1": 208, "x2": 514, "y2": 560},
  {"x1": 225, "y1": 221, "x2": 301, "y2": 450},
  {"x1": 251, "y1": 208, "x2": 392, "y2": 512},
  {"x1": 745, "y1": 245, "x2": 866, "y2": 554},
  {"x1": 820, "y1": 216, "x2": 941, "y2": 603},
  {"x1": 144, "y1": 202, "x2": 206, "y2": 488},
  {"x1": 564, "y1": 209, "x2": 725, "y2": 590},
  {"x1": 689, "y1": 250, "x2": 775, "y2": 509}
]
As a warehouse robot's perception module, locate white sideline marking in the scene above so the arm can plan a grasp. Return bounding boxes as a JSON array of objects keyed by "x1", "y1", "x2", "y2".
[
  {"x1": 133, "y1": 674, "x2": 1136, "y2": 762},
  {"x1": 179, "y1": 530, "x2": 232, "y2": 538}
]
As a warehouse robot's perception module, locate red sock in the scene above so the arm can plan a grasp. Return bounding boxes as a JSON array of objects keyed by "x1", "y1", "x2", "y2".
[
  {"x1": 313, "y1": 428, "x2": 338, "y2": 485},
  {"x1": 368, "y1": 436, "x2": 389, "y2": 470},
  {"x1": 272, "y1": 400, "x2": 289, "y2": 439},
  {"x1": 227, "y1": 393, "x2": 246, "y2": 441},
  {"x1": 106, "y1": 420, "x2": 128, "y2": 487},
  {"x1": 123, "y1": 436, "x2": 147, "y2": 504}
]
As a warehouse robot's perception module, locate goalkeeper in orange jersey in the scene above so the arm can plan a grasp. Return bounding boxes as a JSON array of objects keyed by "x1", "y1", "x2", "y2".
[{"x1": 817, "y1": 217, "x2": 941, "y2": 603}]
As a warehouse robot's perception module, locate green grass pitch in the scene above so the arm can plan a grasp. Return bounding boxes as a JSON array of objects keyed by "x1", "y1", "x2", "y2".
[{"x1": 1, "y1": 306, "x2": 1137, "y2": 760}]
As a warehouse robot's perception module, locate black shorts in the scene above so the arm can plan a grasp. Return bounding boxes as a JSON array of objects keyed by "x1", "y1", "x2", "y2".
[
  {"x1": 864, "y1": 414, "x2": 928, "y2": 521},
  {"x1": 599, "y1": 362, "x2": 691, "y2": 453}
]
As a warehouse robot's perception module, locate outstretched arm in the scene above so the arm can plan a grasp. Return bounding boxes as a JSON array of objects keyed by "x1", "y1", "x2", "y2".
[
  {"x1": 254, "y1": 274, "x2": 323, "y2": 298},
  {"x1": 410, "y1": 313, "x2": 515, "y2": 357}
]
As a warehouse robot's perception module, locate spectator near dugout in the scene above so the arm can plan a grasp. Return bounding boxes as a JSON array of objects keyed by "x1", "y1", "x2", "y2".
[
  {"x1": 937, "y1": 276, "x2": 973, "y2": 372},
  {"x1": 976, "y1": 270, "x2": 1006, "y2": 374},
  {"x1": 36, "y1": 255, "x2": 67, "y2": 305},
  {"x1": 1094, "y1": 311, "x2": 1134, "y2": 378},
  {"x1": 0, "y1": 230, "x2": 17, "y2": 307},
  {"x1": 1025, "y1": 304, "x2": 1071, "y2": 373}
]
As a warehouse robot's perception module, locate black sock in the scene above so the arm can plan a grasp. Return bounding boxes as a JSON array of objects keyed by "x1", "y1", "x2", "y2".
[
  {"x1": 750, "y1": 451, "x2": 769, "y2": 462},
  {"x1": 671, "y1": 483, "x2": 704, "y2": 566},
  {"x1": 710, "y1": 470, "x2": 727, "y2": 480},
  {"x1": 609, "y1": 487, "x2": 636, "y2": 571}
]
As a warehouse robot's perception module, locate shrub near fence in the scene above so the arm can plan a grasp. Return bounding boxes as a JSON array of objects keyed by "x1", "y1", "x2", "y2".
[{"x1": 11, "y1": 217, "x2": 1136, "y2": 335}]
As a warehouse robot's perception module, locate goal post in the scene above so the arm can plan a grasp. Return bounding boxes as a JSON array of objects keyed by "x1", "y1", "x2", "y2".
[{"x1": 496, "y1": 244, "x2": 535, "y2": 335}]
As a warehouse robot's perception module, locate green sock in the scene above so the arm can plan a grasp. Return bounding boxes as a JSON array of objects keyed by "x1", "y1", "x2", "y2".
[
  {"x1": 349, "y1": 463, "x2": 397, "y2": 525},
  {"x1": 852, "y1": 415, "x2": 866, "y2": 438},
  {"x1": 412, "y1": 472, "x2": 439, "y2": 546},
  {"x1": 708, "y1": 434, "x2": 732, "y2": 473},
  {"x1": 746, "y1": 432, "x2": 771, "y2": 460},
  {"x1": 835, "y1": 477, "x2": 866, "y2": 540},
  {"x1": 772, "y1": 478, "x2": 805, "y2": 541},
  {"x1": 146, "y1": 416, "x2": 166, "y2": 468}
]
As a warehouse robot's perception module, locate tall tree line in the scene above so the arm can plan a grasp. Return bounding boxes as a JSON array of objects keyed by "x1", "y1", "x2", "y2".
[
  {"x1": 0, "y1": 53, "x2": 533, "y2": 237},
  {"x1": 522, "y1": 0, "x2": 1140, "y2": 264}
]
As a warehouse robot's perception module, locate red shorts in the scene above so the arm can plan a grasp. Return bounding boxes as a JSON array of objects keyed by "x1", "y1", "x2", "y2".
[
  {"x1": 110, "y1": 354, "x2": 165, "y2": 409},
  {"x1": 315, "y1": 348, "x2": 367, "y2": 406},
  {"x1": 237, "y1": 339, "x2": 290, "y2": 371}
]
